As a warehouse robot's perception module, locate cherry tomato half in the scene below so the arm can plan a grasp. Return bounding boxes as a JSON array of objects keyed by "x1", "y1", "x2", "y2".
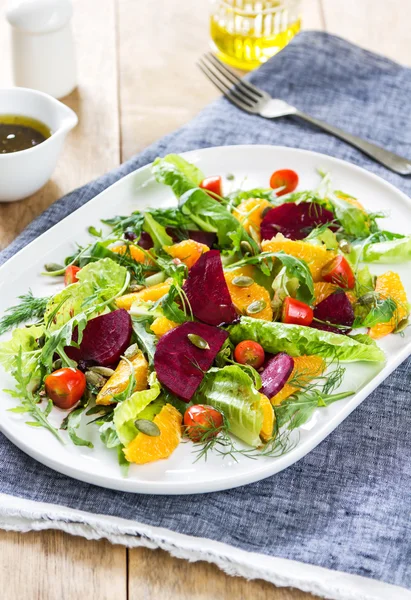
[
  {"x1": 64, "y1": 265, "x2": 81, "y2": 287},
  {"x1": 321, "y1": 255, "x2": 355, "y2": 289},
  {"x1": 270, "y1": 169, "x2": 299, "y2": 197},
  {"x1": 234, "y1": 340, "x2": 265, "y2": 369},
  {"x1": 282, "y1": 297, "x2": 313, "y2": 326},
  {"x1": 184, "y1": 405, "x2": 224, "y2": 442},
  {"x1": 199, "y1": 176, "x2": 222, "y2": 198},
  {"x1": 45, "y1": 368, "x2": 86, "y2": 410}
]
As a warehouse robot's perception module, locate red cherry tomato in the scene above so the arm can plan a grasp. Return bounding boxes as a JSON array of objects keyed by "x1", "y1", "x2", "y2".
[
  {"x1": 45, "y1": 368, "x2": 86, "y2": 410},
  {"x1": 282, "y1": 297, "x2": 313, "y2": 326},
  {"x1": 184, "y1": 405, "x2": 224, "y2": 442},
  {"x1": 64, "y1": 265, "x2": 81, "y2": 286},
  {"x1": 234, "y1": 340, "x2": 265, "y2": 369},
  {"x1": 199, "y1": 176, "x2": 222, "y2": 197},
  {"x1": 270, "y1": 169, "x2": 299, "y2": 196},
  {"x1": 321, "y1": 255, "x2": 355, "y2": 289}
]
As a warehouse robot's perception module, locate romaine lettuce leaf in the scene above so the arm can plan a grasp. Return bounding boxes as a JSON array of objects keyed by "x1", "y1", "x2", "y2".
[
  {"x1": 113, "y1": 373, "x2": 161, "y2": 445},
  {"x1": 229, "y1": 317, "x2": 385, "y2": 362},
  {"x1": 152, "y1": 154, "x2": 205, "y2": 198},
  {"x1": 195, "y1": 365, "x2": 264, "y2": 447},
  {"x1": 0, "y1": 325, "x2": 43, "y2": 384},
  {"x1": 351, "y1": 235, "x2": 411, "y2": 263},
  {"x1": 45, "y1": 258, "x2": 128, "y2": 330}
]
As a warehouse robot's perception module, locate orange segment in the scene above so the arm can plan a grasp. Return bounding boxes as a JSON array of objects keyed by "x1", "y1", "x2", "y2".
[
  {"x1": 150, "y1": 316, "x2": 178, "y2": 337},
  {"x1": 314, "y1": 282, "x2": 339, "y2": 305},
  {"x1": 111, "y1": 244, "x2": 155, "y2": 267},
  {"x1": 271, "y1": 355, "x2": 326, "y2": 405},
  {"x1": 124, "y1": 404, "x2": 182, "y2": 464},
  {"x1": 261, "y1": 235, "x2": 335, "y2": 282},
  {"x1": 115, "y1": 280, "x2": 172, "y2": 310},
  {"x1": 225, "y1": 271, "x2": 273, "y2": 321},
  {"x1": 369, "y1": 271, "x2": 408, "y2": 339},
  {"x1": 164, "y1": 240, "x2": 209, "y2": 269},
  {"x1": 232, "y1": 197, "x2": 272, "y2": 241},
  {"x1": 259, "y1": 393, "x2": 275, "y2": 442},
  {"x1": 96, "y1": 350, "x2": 149, "y2": 406}
]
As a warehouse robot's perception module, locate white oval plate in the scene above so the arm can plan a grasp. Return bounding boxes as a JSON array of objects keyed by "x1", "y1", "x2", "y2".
[{"x1": 1, "y1": 145, "x2": 410, "y2": 494}]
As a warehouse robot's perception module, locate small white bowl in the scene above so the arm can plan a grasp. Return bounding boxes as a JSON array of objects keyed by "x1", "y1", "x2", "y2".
[{"x1": 0, "y1": 87, "x2": 78, "y2": 202}]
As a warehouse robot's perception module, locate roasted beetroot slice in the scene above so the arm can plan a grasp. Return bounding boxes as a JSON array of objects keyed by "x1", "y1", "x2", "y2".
[
  {"x1": 154, "y1": 321, "x2": 229, "y2": 401},
  {"x1": 312, "y1": 291, "x2": 354, "y2": 335},
  {"x1": 67, "y1": 309, "x2": 132, "y2": 366},
  {"x1": 260, "y1": 353, "x2": 294, "y2": 398},
  {"x1": 183, "y1": 250, "x2": 237, "y2": 326},
  {"x1": 260, "y1": 202, "x2": 336, "y2": 241},
  {"x1": 137, "y1": 231, "x2": 154, "y2": 250}
]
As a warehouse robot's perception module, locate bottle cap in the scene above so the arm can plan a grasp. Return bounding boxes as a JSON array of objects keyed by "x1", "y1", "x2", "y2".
[{"x1": 6, "y1": 0, "x2": 73, "y2": 34}]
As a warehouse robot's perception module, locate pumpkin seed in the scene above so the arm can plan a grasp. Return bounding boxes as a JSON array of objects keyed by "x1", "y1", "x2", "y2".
[
  {"x1": 89, "y1": 366, "x2": 115, "y2": 377},
  {"x1": 247, "y1": 300, "x2": 267, "y2": 314},
  {"x1": 187, "y1": 333, "x2": 210, "y2": 350},
  {"x1": 135, "y1": 419, "x2": 161, "y2": 437},
  {"x1": 240, "y1": 241, "x2": 253, "y2": 255},
  {"x1": 261, "y1": 206, "x2": 273, "y2": 218},
  {"x1": 226, "y1": 173, "x2": 235, "y2": 181},
  {"x1": 128, "y1": 283, "x2": 145, "y2": 293},
  {"x1": 394, "y1": 317, "x2": 409, "y2": 334},
  {"x1": 124, "y1": 343, "x2": 139, "y2": 359},
  {"x1": 85, "y1": 371, "x2": 106, "y2": 388},
  {"x1": 339, "y1": 239, "x2": 351, "y2": 254},
  {"x1": 52, "y1": 358, "x2": 62, "y2": 371},
  {"x1": 44, "y1": 262, "x2": 65, "y2": 272},
  {"x1": 357, "y1": 292, "x2": 377, "y2": 306},
  {"x1": 232, "y1": 275, "x2": 254, "y2": 288}
]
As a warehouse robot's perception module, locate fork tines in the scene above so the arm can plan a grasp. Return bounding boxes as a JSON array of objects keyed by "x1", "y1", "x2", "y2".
[{"x1": 198, "y1": 53, "x2": 262, "y2": 113}]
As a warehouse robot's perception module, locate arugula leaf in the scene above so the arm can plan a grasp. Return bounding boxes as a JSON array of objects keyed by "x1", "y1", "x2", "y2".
[
  {"x1": 41, "y1": 312, "x2": 88, "y2": 369},
  {"x1": 5, "y1": 348, "x2": 62, "y2": 442},
  {"x1": 147, "y1": 207, "x2": 196, "y2": 231},
  {"x1": 131, "y1": 317, "x2": 157, "y2": 365},
  {"x1": 152, "y1": 154, "x2": 205, "y2": 197},
  {"x1": 195, "y1": 365, "x2": 264, "y2": 447},
  {"x1": 99, "y1": 420, "x2": 121, "y2": 448},
  {"x1": 354, "y1": 296, "x2": 397, "y2": 329},
  {"x1": 229, "y1": 317, "x2": 385, "y2": 362},
  {"x1": 102, "y1": 211, "x2": 145, "y2": 238},
  {"x1": 61, "y1": 404, "x2": 94, "y2": 448},
  {"x1": 143, "y1": 213, "x2": 173, "y2": 249}
]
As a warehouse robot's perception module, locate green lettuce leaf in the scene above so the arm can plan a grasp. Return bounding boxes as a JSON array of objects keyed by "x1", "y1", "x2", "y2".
[
  {"x1": 0, "y1": 325, "x2": 43, "y2": 385},
  {"x1": 351, "y1": 235, "x2": 411, "y2": 264},
  {"x1": 195, "y1": 365, "x2": 264, "y2": 447},
  {"x1": 152, "y1": 154, "x2": 205, "y2": 198},
  {"x1": 228, "y1": 317, "x2": 385, "y2": 362},
  {"x1": 44, "y1": 258, "x2": 128, "y2": 329},
  {"x1": 113, "y1": 373, "x2": 161, "y2": 445}
]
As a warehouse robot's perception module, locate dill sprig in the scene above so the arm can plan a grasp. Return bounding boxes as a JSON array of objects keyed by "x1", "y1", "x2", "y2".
[{"x1": 0, "y1": 291, "x2": 50, "y2": 335}]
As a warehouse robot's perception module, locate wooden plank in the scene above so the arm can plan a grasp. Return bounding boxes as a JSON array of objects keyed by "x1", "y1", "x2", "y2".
[
  {"x1": 0, "y1": 0, "x2": 120, "y2": 249},
  {"x1": 0, "y1": 530, "x2": 127, "y2": 600},
  {"x1": 128, "y1": 547, "x2": 320, "y2": 600},
  {"x1": 323, "y1": 0, "x2": 411, "y2": 66}
]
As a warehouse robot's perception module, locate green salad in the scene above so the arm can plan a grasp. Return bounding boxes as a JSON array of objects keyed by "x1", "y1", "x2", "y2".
[{"x1": 0, "y1": 155, "x2": 409, "y2": 470}]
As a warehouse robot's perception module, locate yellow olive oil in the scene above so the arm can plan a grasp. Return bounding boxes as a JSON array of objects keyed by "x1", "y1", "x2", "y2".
[
  {"x1": 210, "y1": 1, "x2": 301, "y2": 71},
  {"x1": 0, "y1": 115, "x2": 51, "y2": 154}
]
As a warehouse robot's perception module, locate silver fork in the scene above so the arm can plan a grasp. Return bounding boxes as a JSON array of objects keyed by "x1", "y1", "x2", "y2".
[{"x1": 198, "y1": 53, "x2": 411, "y2": 176}]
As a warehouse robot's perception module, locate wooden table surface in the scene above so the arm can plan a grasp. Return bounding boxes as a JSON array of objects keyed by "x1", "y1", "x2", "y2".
[{"x1": 0, "y1": 1, "x2": 410, "y2": 598}]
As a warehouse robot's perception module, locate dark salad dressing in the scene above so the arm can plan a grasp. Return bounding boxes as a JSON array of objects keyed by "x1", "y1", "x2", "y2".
[{"x1": 0, "y1": 115, "x2": 51, "y2": 154}]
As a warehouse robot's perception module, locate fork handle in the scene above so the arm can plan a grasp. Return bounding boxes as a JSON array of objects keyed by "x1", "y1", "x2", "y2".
[{"x1": 294, "y1": 111, "x2": 411, "y2": 175}]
